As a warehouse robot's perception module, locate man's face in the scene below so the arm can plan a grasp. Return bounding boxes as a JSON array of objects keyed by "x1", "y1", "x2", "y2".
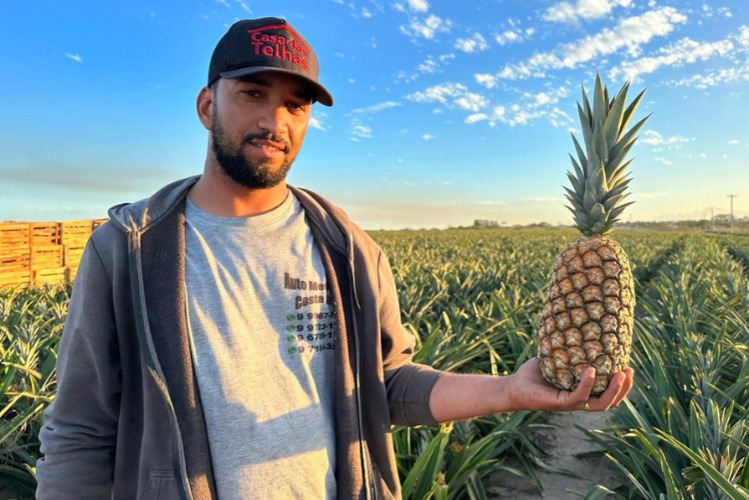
[{"x1": 209, "y1": 72, "x2": 312, "y2": 189}]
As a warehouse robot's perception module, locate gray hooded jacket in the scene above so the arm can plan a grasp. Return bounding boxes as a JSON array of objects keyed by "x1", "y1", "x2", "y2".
[{"x1": 36, "y1": 176, "x2": 442, "y2": 499}]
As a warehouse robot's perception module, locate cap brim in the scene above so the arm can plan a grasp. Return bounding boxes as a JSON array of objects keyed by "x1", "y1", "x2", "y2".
[{"x1": 219, "y1": 66, "x2": 333, "y2": 106}]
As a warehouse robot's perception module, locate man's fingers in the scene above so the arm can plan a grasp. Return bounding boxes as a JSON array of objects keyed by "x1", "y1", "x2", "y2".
[
  {"x1": 611, "y1": 367, "x2": 635, "y2": 407},
  {"x1": 592, "y1": 367, "x2": 635, "y2": 411},
  {"x1": 569, "y1": 367, "x2": 595, "y2": 409}
]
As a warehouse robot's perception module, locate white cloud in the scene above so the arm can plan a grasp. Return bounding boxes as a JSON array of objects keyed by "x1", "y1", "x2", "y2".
[
  {"x1": 495, "y1": 7, "x2": 687, "y2": 80},
  {"x1": 309, "y1": 117, "x2": 326, "y2": 131},
  {"x1": 422, "y1": 134, "x2": 434, "y2": 140},
  {"x1": 728, "y1": 139, "x2": 740, "y2": 145},
  {"x1": 400, "y1": 14, "x2": 450, "y2": 40},
  {"x1": 494, "y1": 28, "x2": 534, "y2": 45},
  {"x1": 214, "y1": 0, "x2": 230, "y2": 7},
  {"x1": 397, "y1": 54, "x2": 456, "y2": 82},
  {"x1": 65, "y1": 53, "x2": 82, "y2": 63},
  {"x1": 407, "y1": 82, "x2": 468, "y2": 105},
  {"x1": 610, "y1": 36, "x2": 734, "y2": 81},
  {"x1": 465, "y1": 113, "x2": 489, "y2": 124},
  {"x1": 475, "y1": 73, "x2": 497, "y2": 89},
  {"x1": 349, "y1": 101, "x2": 402, "y2": 114},
  {"x1": 455, "y1": 33, "x2": 489, "y2": 53},
  {"x1": 543, "y1": 0, "x2": 632, "y2": 23},
  {"x1": 655, "y1": 156, "x2": 673, "y2": 166},
  {"x1": 234, "y1": 0, "x2": 251, "y2": 13},
  {"x1": 641, "y1": 130, "x2": 691, "y2": 146},
  {"x1": 671, "y1": 62, "x2": 749, "y2": 89},
  {"x1": 738, "y1": 26, "x2": 749, "y2": 47},
  {"x1": 416, "y1": 57, "x2": 439, "y2": 74},
  {"x1": 409, "y1": 81, "x2": 575, "y2": 128},
  {"x1": 490, "y1": 86, "x2": 572, "y2": 128},
  {"x1": 665, "y1": 26, "x2": 749, "y2": 88},
  {"x1": 407, "y1": 82, "x2": 489, "y2": 113},
  {"x1": 701, "y1": 4, "x2": 732, "y2": 19},
  {"x1": 406, "y1": 0, "x2": 429, "y2": 12},
  {"x1": 454, "y1": 92, "x2": 489, "y2": 112},
  {"x1": 351, "y1": 124, "x2": 372, "y2": 138}
]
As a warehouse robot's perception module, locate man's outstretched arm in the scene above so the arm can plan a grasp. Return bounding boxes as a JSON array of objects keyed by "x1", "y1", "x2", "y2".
[{"x1": 428, "y1": 358, "x2": 634, "y2": 423}]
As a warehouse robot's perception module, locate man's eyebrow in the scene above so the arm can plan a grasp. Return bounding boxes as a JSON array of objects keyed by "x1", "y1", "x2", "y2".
[
  {"x1": 236, "y1": 74, "x2": 269, "y2": 86},
  {"x1": 234, "y1": 74, "x2": 313, "y2": 103}
]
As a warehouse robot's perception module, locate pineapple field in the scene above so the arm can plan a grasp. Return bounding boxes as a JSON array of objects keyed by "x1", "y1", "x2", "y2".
[{"x1": 1, "y1": 227, "x2": 748, "y2": 498}]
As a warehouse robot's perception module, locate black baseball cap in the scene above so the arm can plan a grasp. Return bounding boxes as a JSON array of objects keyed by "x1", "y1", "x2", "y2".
[{"x1": 208, "y1": 17, "x2": 333, "y2": 106}]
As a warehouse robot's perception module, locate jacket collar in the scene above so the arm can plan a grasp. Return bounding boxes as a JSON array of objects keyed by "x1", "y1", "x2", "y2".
[{"x1": 107, "y1": 176, "x2": 353, "y2": 260}]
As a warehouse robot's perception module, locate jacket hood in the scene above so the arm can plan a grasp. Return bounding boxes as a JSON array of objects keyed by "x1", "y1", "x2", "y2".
[
  {"x1": 108, "y1": 176, "x2": 201, "y2": 235},
  {"x1": 106, "y1": 176, "x2": 351, "y2": 257}
]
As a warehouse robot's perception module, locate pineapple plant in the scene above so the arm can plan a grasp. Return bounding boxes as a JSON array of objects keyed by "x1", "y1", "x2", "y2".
[{"x1": 537, "y1": 74, "x2": 649, "y2": 394}]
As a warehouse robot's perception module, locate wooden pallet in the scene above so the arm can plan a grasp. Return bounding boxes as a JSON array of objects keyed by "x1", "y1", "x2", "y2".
[
  {"x1": 92, "y1": 218, "x2": 109, "y2": 230},
  {"x1": 32, "y1": 267, "x2": 66, "y2": 286},
  {"x1": 29, "y1": 222, "x2": 60, "y2": 245},
  {"x1": 65, "y1": 266, "x2": 78, "y2": 282},
  {"x1": 60, "y1": 220, "x2": 93, "y2": 245},
  {"x1": 0, "y1": 267, "x2": 31, "y2": 287},
  {"x1": 0, "y1": 248, "x2": 30, "y2": 269},
  {"x1": 63, "y1": 244, "x2": 86, "y2": 267},
  {"x1": 0, "y1": 223, "x2": 30, "y2": 247},
  {"x1": 31, "y1": 245, "x2": 63, "y2": 270}
]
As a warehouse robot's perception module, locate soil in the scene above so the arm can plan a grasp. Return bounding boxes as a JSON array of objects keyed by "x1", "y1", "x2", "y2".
[{"x1": 490, "y1": 409, "x2": 625, "y2": 499}]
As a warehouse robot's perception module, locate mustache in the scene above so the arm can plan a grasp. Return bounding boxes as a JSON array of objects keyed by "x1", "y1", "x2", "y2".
[{"x1": 241, "y1": 132, "x2": 290, "y2": 152}]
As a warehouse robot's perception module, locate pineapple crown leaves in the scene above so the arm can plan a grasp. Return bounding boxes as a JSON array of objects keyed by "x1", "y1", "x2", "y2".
[{"x1": 565, "y1": 73, "x2": 650, "y2": 237}]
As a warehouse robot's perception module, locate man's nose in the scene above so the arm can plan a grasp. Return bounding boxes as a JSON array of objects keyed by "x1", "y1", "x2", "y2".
[{"x1": 256, "y1": 104, "x2": 287, "y2": 133}]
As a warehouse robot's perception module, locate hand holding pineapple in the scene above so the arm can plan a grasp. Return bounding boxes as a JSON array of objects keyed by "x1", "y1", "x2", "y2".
[
  {"x1": 538, "y1": 74, "x2": 649, "y2": 395},
  {"x1": 428, "y1": 357, "x2": 633, "y2": 422},
  {"x1": 511, "y1": 357, "x2": 634, "y2": 412}
]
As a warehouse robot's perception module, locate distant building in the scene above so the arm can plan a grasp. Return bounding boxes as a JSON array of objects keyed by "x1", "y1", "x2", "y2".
[{"x1": 474, "y1": 219, "x2": 499, "y2": 227}]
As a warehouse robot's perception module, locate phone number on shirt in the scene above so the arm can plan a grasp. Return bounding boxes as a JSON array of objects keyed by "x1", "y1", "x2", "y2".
[{"x1": 298, "y1": 343, "x2": 335, "y2": 353}]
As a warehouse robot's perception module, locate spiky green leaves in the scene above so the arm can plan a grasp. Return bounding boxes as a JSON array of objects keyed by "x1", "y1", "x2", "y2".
[{"x1": 566, "y1": 73, "x2": 650, "y2": 236}]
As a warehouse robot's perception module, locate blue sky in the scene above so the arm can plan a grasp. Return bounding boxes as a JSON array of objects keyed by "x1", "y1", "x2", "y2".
[{"x1": 1, "y1": 0, "x2": 747, "y2": 229}]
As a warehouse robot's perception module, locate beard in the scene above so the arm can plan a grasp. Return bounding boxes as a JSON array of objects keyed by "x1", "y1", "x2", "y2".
[{"x1": 210, "y1": 107, "x2": 296, "y2": 189}]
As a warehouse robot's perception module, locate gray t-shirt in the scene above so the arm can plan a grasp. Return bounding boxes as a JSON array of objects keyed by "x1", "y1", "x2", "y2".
[{"x1": 184, "y1": 191, "x2": 337, "y2": 499}]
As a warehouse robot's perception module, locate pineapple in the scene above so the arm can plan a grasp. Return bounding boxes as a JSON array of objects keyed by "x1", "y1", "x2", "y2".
[{"x1": 537, "y1": 74, "x2": 649, "y2": 395}]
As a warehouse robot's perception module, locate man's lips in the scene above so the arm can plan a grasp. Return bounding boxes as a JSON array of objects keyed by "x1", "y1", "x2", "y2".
[
  {"x1": 245, "y1": 137, "x2": 290, "y2": 156},
  {"x1": 248, "y1": 138, "x2": 286, "y2": 153}
]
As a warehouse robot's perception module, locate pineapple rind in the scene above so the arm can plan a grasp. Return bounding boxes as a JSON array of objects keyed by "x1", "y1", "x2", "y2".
[{"x1": 538, "y1": 236, "x2": 634, "y2": 395}]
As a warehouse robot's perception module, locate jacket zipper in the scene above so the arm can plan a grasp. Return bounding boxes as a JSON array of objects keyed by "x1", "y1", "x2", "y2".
[{"x1": 345, "y1": 256, "x2": 375, "y2": 499}]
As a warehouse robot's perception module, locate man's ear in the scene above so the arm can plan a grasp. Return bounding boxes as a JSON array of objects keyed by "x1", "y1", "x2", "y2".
[{"x1": 196, "y1": 85, "x2": 214, "y2": 131}]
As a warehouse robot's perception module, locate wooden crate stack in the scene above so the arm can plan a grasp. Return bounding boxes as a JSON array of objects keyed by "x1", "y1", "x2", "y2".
[
  {"x1": 60, "y1": 220, "x2": 93, "y2": 284},
  {"x1": 30, "y1": 222, "x2": 64, "y2": 286},
  {"x1": 0, "y1": 218, "x2": 106, "y2": 287},
  {"x1": 0, "y1": 224, "x2": 31, "y2": 287}
]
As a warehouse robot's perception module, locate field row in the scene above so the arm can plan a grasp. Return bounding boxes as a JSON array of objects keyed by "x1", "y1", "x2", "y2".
[{"x1": 0, "y1": 228, "x2": 747, "y2": 498}]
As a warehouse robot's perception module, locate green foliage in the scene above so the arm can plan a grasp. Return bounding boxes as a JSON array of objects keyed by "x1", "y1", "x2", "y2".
[
  {"x1": 0, "y1": 284, "x2": 69, "y2": 496},
  {"x1": 3, "y1": 229, "x2": 749, "y2": 499},
  {"x1": 581, "y1": 234, "x2": 749, "y2": 499}
]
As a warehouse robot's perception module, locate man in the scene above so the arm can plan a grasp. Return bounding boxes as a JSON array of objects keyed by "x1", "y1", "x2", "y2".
[{"x1": 36, "y1": 17, "x2": 633, "y2": 499}]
